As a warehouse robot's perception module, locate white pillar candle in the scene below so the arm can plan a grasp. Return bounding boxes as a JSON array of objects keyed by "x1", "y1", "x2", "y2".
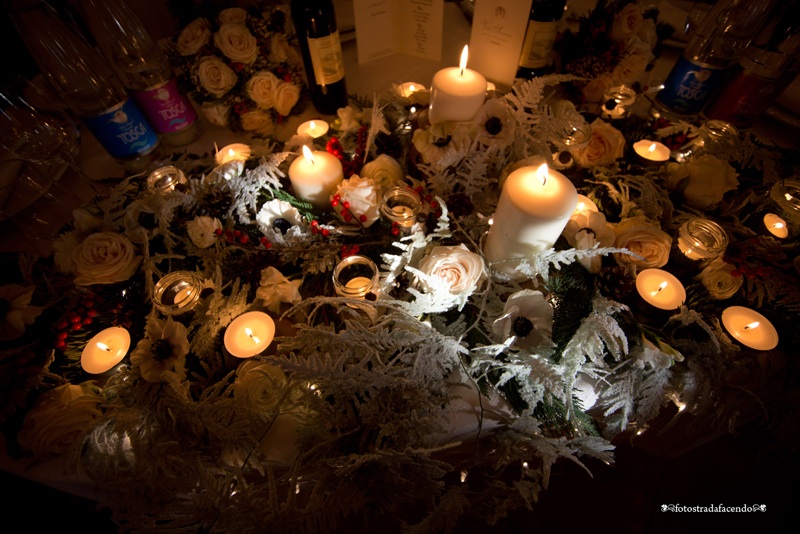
[
  {"x1": 633, "y1": 140, "x2": 670, "y2": 163},
  {"x1": 763, "y1": 213, "x2": 788, "y2": 238},
  {"x1": 296, "y1": 120, "x2": 329, "y2": 139},
  {"x1": 215, "y1": 143, "x2": 251, "y2": 165},
  {"x1": 288, "y1": 145, "x2": 344, "y2": 209},
  {"x1": 573, "y1": 194, "x2": 599, "y2": 215},
  {"x1": 721, "y1": 306, "x2": 779, "y2": 351},
  {"x1": 81, "y1": 327, "x2": 130, "y2": 374},
  {"x1": 224, "y1": 311, "x2": 276, "y2": 358},
  {"x1": 484, "y1": 163, "x2": 577, "y2": 278},
  {"x1": 428, "y1": 45, "x2": 487, "y2": 124},
  {"x1": 635, "y1": 269, "x2": 686, "y2": 310}
]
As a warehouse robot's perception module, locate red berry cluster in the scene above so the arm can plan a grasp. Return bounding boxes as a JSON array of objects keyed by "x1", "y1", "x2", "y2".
[
  {"x1": 232, "y1": 62, "x2": 244, "y2": 73},
  {"x1": 325, "y1": 125, "x2": 368, "y2": 178},
  {"x1": 413, "y1": 186, "x2": 441, "y2": 218},
  {"x1": 652, "y1": 118, "x2": 695, "y2": 151},
  {"x1": 310, "y1": 219, "x2": 330, "y2": 237},
  {"x1": 331, "y1": 194, "x2": 368, "y2": 226},
  {"x1": 340, "y1": 244, "x2": 361, "y2": 258},
  {"x1": 233, "y1": 101, "x2": 250, "y2": 116},
  {"x1": 53, "y1": 297, "x2": 98, "y2": 351},
  {"x1": 214, "y1": 227, "x2": 273, "y2": 249}
]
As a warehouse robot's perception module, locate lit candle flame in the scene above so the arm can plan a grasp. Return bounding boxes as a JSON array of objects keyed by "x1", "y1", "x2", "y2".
[
  {"x1": 786, "y1": 193, "x2": 794, "y2": 202},
  {"x1": 459, "y1": 45, "x2": 469, "y2": 76},
  {"x1": 773, "y1": 222, "x2": 785, "y2": 230},
  {"x1": 96, "y1": 342, "x2": 112, "y2": 352},
  {"x1": 577, "y1": 202, "x2": 586, "y2": 211},
  {"x1": 650, "y1": 281, "x2": 668, "y2": 297},
  {"x1": 302, "y1": 144, "x2": 315, "y2": 165},
  {"x1": 245, "y1": 327, "x2": 261, "y2": 345},
  {"x1": 409, "y1": 84, "x2": 415, "y2": 93},
  {"x1": 648, "y1": 143, "x2": 657, "y2": 154},
  {"x1": 743, "y1": 321, "x2": 759, "y2": 330},
  {"x1": 309, "y1": 120, "x2": 316, "y2": 134},
  {"x1": 534, "y1": 163, "x2": 549, "y2": 187},
  {"x1": 227, "y1": 148, "x2": 235, "y2": 158}
]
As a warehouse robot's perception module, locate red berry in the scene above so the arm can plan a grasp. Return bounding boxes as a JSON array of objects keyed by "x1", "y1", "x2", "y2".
[
  {"x1": 331, "y1": 198, "x2": 339, "y2": 207},
  {"x1": 234, "y1": 230, "x2": 242, "y2": 237},
  {"x1": 55, "y1": 340, "x2": 67, "y2": 350},
  {"x1": 342, "y1": 201, "x2": 351, "y2": 210},
  {"x1": 56, "y1": 320, "x2": 69, "y2": 330},
  {"x1": 86, "y1": 309, "x2": 97, "y2": 318},
  {"x1": 69, "y1": 314, "x2": 81, "y2": 323},
  {"x1": 214, "y1": 228, "x2": 223, "y2": 236},
  {"x1": 392, "y1": 228, "x2": 400, "y2": 236},
  {"x1": 358, "y1": 214, "x2": 367, "y2": 222},
  {"x1": 71, "y1": 322, "x2": 82, "y2": 331},
  {"x1": 265, "y1": 241, "x2": 273, "y2": 249},
  {"x1": 82, "y1": 317, "x2": 93, "y2": 325},
  {"x1": 311, "y1": 219, "x2": 319, "y2": 226},
  {"x1": 84, "y1": 300, "x2": 95, "y2": 308},
  {"x1": 321, "y1": 228, "x2": 330, "y2": 237},
  {"x1": 351, "y1": 245, "x2": 360, "y2": 254},
  {"x1": 239, "y1": 235, "x2": 249, "y2": 244},
  {"x1": 343, "y1": 213, "x2": 352, "y2": 222},
  {"x1": 56, "y1": 331, "x2": 69, "y2": 340}
]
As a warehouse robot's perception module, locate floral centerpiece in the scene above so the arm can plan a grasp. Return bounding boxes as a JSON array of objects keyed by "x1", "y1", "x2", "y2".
[{"x1": 167, "y1": 2, "x2": 305, "y2": 135}]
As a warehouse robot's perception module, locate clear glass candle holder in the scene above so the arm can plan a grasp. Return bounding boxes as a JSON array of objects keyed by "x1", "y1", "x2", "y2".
[
  {"x1": 674, "y1": 120, "x2": 738, "y2": 162},
  {"x1": 765, "y1": 179, "x2": 800, "y2": 239},
  {"x1": 676, "y1": 218, "x2": 729, "y2": 262},
  {"x1": 333, "y1": 255, "x2": 379, "y2": 300},
  {"x1": 562, "y1": 121, "x2": 592, "y2": 149},
  {"x1": 380, "y1": 187, "x2": 421, "y2": 235},
  {"x1": 147, "y1": 166, "x2": 188, "y2": 193},
  {"x1": 601, "y1": 85, "x2": 637, "y2": 119},
  {"x1": 153, "y1": 271, "x2": 203, "y2": 315}
]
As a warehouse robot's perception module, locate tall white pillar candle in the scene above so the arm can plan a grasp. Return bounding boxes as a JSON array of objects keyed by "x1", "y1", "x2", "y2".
[
  {"x1": 484, "y1": 162, "x2": 578, "y2": 279},
  {"x1": 428, "y1": 45, "x2": 487, "y2": 124},
  {"x1": 288, "y1": 145, "x2": 344, "y2": 209}
]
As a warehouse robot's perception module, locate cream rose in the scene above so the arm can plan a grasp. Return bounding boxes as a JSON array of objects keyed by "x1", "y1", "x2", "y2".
[
  {"x1": 417, "y1": 244, "x2": 486, "y2": 295},
  {"x1": 696, "y1": 258, "x2": 743, "y2": 300},
  {"x1": 613, "y1": 216, "x2": 672, "y2": 270},
  {"x1": 666, "y1": 155, "x2": 739, "y2": 210},
  {"x1": 611, "y1": 2, "x2": 644, "y2": 42},
  {"x1": 201, "y1": 101, "x2": 230, "y2": 126},
  {"x1": 214, "y1": 23, "x2": 258, "y2": 64},
  {"x1": 360, "y1": 155, "x2": 404, "y2": 191},
  {"x1": 219, "y1": 7, "x2": 247, "y2": 25},
  {"x1": 274, "y1": 81, "x2": 301, "y2": 116},
  {"x1": 197, "y1": 56, "x2": 237, "y2": 98},
  {"x1": 72, "y1": 232, "x2": 142, "y2": 286},
  {"x1": 240, "y1": 110, "x2": 274, "y2": 134},
  {"x1": 582, "y1": 73, "x2": 615, "y2": 104},
  {"x1": 186, "y1": 216, "x2": 222, "y2": 249},
  {"x1": 176, "y1": 18, "x2": 211, "y2": 56},
  {"x1": 331, "y1": 175, "x2": 380, "y2": 227},
  {"x1": 572, "y1": 119, "x2": 625, "y2": 168},
  {"x1": 235, "y1": 359, "x2": 287, "y2": 413},
  {"x1": 612, "y1": 52, "x2": 650, "y2": 85},
  {"x1": 247, "y1": 71, "x2": 280, "y2": 110},
  {"x1": 17, "y1": 382, "x2": 103, "y2": 456}
]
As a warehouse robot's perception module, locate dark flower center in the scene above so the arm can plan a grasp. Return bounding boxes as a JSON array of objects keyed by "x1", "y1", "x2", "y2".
[
  {"x1": 512, "y1": 316, "x2": 534, "y2": 338},
  {"x1": 272, "y1": 217, "x2": 292, "y2": 234},
  {"x1": 151, "y1": 339, "x2": 174, "y2": 362},
  {"x1": 604, "y1": 99, "x2": 618, "y2": 110},
  {"x1": 579, "y1": 227, "x2": 597, "y2": 238},
  {"x1": 138, "y1": 212, "x2": 157, "y2": 229},
  {"x1": 484, "y1": 117, "x2": 503, "y2": 136},
  {"x1": 433, "y1": 135, "x2": 452, "y2": 148},
  {"x1": 558, "y1": 151, "x2": 573, "y2": 165}
]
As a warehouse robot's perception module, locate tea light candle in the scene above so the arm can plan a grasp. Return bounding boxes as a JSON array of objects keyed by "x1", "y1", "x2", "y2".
[
  {"x1": 428, "y1": 45, "x2": 487, "y2": 124},
  {"x1": 81, "y1": 327, "x2": 130, "y2": 374},
  {"x1": 635, "y1": 269, "x2": 686, "y2": 310},
  {"x1": 224, "y1": 311, "x2": 276, "y2": 358},
  {"x1": 483, "y1": 162, "x2": 577, "y2": 278},
  {"x1": 763, "y1": 213, "x2": 788, "y2": 238},
  {"x1": 288, "y1": 145, "x2": 344, "y2": 209},
  {"x1": 296, "y1": 120, "x2": 329, "y2": 139},
  {"x1": 633, "y1": 140, "x2": 670, "y2": 163},
  {"x1": 573, "y1": 194, "x2": 599, "y2": 215},
  {"x1": 721, "y1": 306, "x2": 779, "y2": 351},
  {"x1": 397, "y1": 82, "x2": 426, "y2": 98},
  {"x1": 215, "y1": 143, "x2": 251, "y2": 165},
  {"x1": 333, "y1": 255, "x2": 379, "y2": 299}
]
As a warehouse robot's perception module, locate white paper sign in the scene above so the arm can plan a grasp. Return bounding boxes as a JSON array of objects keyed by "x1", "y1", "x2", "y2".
[
  {"x1": 468, "y1": 0, "x2": 532, "y2": 91},
  {"x1": 353, "y1": 0, "x2": 443, "y2": 65}
]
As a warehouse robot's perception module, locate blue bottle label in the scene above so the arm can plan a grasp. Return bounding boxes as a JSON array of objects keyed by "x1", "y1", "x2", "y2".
[
  {"x1": 656, "y1": 56, "x2": 729, "y2": 115},
  {"x1": 82, "y1": 100, "x2": 159, "y2": 159}
]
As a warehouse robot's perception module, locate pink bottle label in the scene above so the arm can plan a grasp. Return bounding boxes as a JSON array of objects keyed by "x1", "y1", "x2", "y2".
[{"x1": 132, "y1": 78, "x2": 197, "y2": 134}]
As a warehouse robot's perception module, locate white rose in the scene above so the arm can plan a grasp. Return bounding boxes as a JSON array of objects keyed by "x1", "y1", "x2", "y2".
[
  {"x1": 611, "y1": 2, "x2": 644, "y2": 42},
  {"x1": 186, "y1": 216, "x2": 221, "y2": 249},
  {"x1": 612, "y1": 52, "x2": 650, "y2": 85},
  {"x1": 219, "y1": 7, "x2": 247, "y2": 25},
  {"x1": 72, "y1": 232, "x2": 142, "y2": 286},
  {"x1": 197, "y1": 56, "x2": 238, "y2": 98},
  {"x1": 274, "y1": 81, "x2": 300, "y2": 116},
  {"x1": 582, "y1": 73, "x2": 615, "y2": 104},
  {"x1": 176, "y1": 18, "x2": 211, "y2": 56},
  {"x1": 572, "y1": 119, "x2": 625, "y2": 168},
  {"x1": 613, "y1": 216, "x2": 672, "y2": 271},
  {"x1": 417, "y1": 244, "x2": 486, "y2": 296},
  {"x1": 360, "y1": 154, "x2": 404, "y2": 191},
  {"x1": 256, "y1": 199, "x2": 304, "y2": 229},
  {"x1": 696, "y1": 258, "x2": 743, "y2": 300},
  {"x1": 235, "y1": 359, "x2": 287, "y2": 412},
  {"x1": 666, "y1": 154, "x2": 739, "y2": 210},
  {"x1": 240, "y1": 110, "x2": 274, "y2": 134},
  {"x1": 214, "y1": 23, "x2": 258, "y2": 64},
  {"x1": 331, "y1": 175, "x2": 380, "y2": 227},
  {"x1": 201, "y1": 101, "x2": 230, "y2": 126},
  {"x1": 247, "y1": 71, "x2": 280, "y2": 110}
]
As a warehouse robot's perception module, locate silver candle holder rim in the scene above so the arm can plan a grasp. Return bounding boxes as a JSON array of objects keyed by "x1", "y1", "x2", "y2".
[
  {"x1": 147, "y1": 165, "x2": 187, "y2": 193},
  {"x1": 153, "y1": 270, "x2": 203, "y2": 315}
]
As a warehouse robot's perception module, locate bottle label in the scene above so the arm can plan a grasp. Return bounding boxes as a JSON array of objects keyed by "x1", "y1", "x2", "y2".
[
  {"x1": 704, "y1": 70, "x2": 791, "y2": 128},
  {"x1": 518, "y1": 20, "x2": 559, "y2": 69},
  {"x1": 656, "y1": 56, "x2": 729, "y2": 114},
  {"x1": 132, "y1": 78, "x2": 197, "y2": 134},
  {"x1": 82, "y1": 99, "x2": 159, "y2": 159},
  {"x1": 308, "y1": 31, "x2": 345, "y2": 86}
]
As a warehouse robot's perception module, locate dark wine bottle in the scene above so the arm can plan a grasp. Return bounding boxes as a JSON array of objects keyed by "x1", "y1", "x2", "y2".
[
  {"x1": 291, "y1": 0, "x2": 348, "y2": 115},
  {"x1": 516, "y1": 0, "x2": 567, "y2": 79}
]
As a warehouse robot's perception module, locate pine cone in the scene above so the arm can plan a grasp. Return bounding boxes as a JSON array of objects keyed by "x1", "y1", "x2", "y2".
[
  {"x1": 199, "y1": 189, "x2": 233, "y2": 218},
  {"x1": 595, "y1": 265, "x2": 636, "y2": 303}
]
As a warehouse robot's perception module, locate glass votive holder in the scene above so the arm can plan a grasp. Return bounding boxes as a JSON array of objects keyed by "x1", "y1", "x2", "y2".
[
  {"x1": 601, "y1": 85, "x2": 637, "y2": 119},
  {"x1": 153, "y1": 271, "x2": 203, "y2": 315},
  {"x1": 673, "y1": 120, "x2": 738, "y2": 163},
  {"x1": 676, "y1": 218, "x2": 729, "y2": 262},
  {"x1": 147, "y1": 166, "x2": 188, "y2": 193},
  {"x1": 333, "y1": 255, "x2": 379, "y2": 300},
  {"x1": 763, "y1": 179, "x2": 800, "y2": 239},
  {"x1": 380, "y1": 186, "x2": 422, "y2": 236}
]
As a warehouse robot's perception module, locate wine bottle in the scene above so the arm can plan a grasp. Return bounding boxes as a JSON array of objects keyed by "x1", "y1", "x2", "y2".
[
  {"x1": 76, "y1": 0, "x2": 201, "y2": 147},
  {"x1": 516, "y1": 0, "x2": 567, "y2": 79},
  {"x1": 8, "y1": 0, "x2": 161, "y2": 172},
  {"x1": 291, "y1": 0, "x2": 348, "y2": 115}
]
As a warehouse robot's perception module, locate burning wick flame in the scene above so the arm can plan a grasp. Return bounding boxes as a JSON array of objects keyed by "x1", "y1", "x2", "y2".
[
  {"x1": 648, "y1": 143, "x2": 657, "y2": 154},
  {"x1": 650, "y1": 281, "x2": 668, "y2": 297},
  {"x1": 743, "y1": 321, "x2": 759, "y2": 330},
  {"x1": 244, "y1": 327, "x2": 261, "y2": 345},
  {"x1": 302, "y1": 144, "x2": 315, "y2": 165},
  {"x1": 96, "y1": 342, "x2": 112, "y2": 352},
  {"x1": 772, "y1": 222, "x2": 785, "y2": 230},
  {"x1": 534, "y1": 163, "x2": 549, "y2": 187},
  {"x1": 459, "y1": 45, "x2": 469, "y2": 76},
  {"x1": 309, "y1": 121, "x2": 316, "y2": 133},
  {"x1": 409, "y1": 84, "x2": 415, "y2": 93}
]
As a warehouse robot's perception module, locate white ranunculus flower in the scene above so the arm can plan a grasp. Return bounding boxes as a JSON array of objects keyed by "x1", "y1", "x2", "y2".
[
  {"x1": 411, "y1": 121, "x2": 475, "y2": 166},
  {"x1": 201, "y1": 101, "x2": 230, "y2": 127},
  {"x1": 256, "y1": 266, "x2": 302, "y2": 314},
  {"x1": 696, "y1": 258, "x2": 743, "y2": 300},
  {"x1": 492, "y1": 289, "x2": 554, "y2": 352},
  {"x1": 130, "y1": 316, "x2": 190, "y2": 383},
  {"x1": 247, "y1": 71, "x2": 280, "y2": 110},
  {"x1": 240, "y1": 110, "x2": 274, "y2": 134},
  {"x1": 475, "y1": 98, "x2": 515, "y2": 148},
  {"x1": 256, "y1": 199, "x2": 304, "y2": 230},
  {"x1": 613, "y1": 216, "x2": 672, "y2": 271},
  {"x1": 572, "y1": 118, "x2": 625, "y2": 168},
  {"x1": 274, "y1": 81, "x2": 301, "y2": 116},
  {"x1": 331, "y1": 175, "x2": 380, "y2": 227},
  {"x1": 72, "y1": 232, "x2": 142, "y2": 286},
  {"x1": 218, "y1": 7, "x2": 247, "y2": 25},
  {"x1": 360, "y1": 154, "x2": 404, "y2": 191},
  {"x1": 0, "y1": 284, "x2": 44, "y2": 342},
  {"x1": 564, "y1": 210, "x2": 615, "y2": 248},
  {"x1": 197, "y1": 56, "x2": 238, "y2": 98},
  {"x1": 186, "y1": 216, "x2": 222, "y2": 249},
  {"x1": 417, "y1": 244, "x2": 486, "y2": 296},
  {"x1": 176, "y1": 18, "x2": 211, "y2": 56},
  {"x1": 666, "y1": 154, "x2": 739, "y2": 210},
  {"x1": 214, "y1": 23, "x2": 258, "y2": 64}
]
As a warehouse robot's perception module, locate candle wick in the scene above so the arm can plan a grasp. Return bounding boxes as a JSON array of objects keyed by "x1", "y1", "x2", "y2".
[
  {"x1": 96, "y1": 342, "x2": 112, "y2": 352},
  {"x1": 650, "y1": 281, "x2": 668, "y2": 297},
  {"x1": 743, "y1": 321, "x2": 759, "y2": 330},
  {"x1": 245, "y1": 327, "x2": 261, "y2": 345}
]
